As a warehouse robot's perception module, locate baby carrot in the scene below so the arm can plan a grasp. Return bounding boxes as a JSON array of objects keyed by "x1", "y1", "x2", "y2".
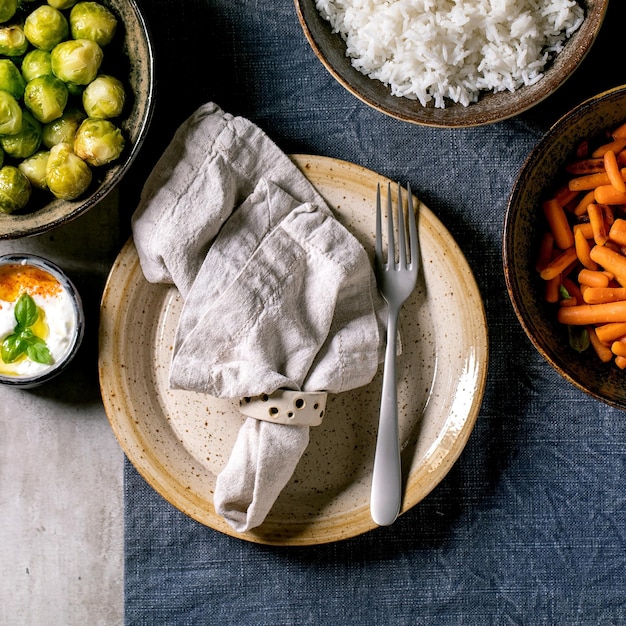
[
  {"x1": 545, "y1": 275, "x2": 560, "y2": 303},
  {"x1": 565, "y1": 158, "x2": 605, "y2": 175},
  {"x1": 588, "y1": 203, "x2": 608, "y2": 245},
  {"x1": 569, "y1": 171, "x2": 611, "y2": 191},
  {"x1": 576, "y1": 139, "x2": 589, "y2": 158},
  {"x1": 574, "y1": 228, "x2": 597, "y2": 270},
  {"x1": 557, "y1": 301, "x2": 626, "y2": 325},
  {"x1": 609, "y1": 219, "x2": 626, "y2": 246},
  {"x1": 595, "y1": 322, "x2": 626, "y2": 343},
  {"x1": 539, "y1": 247, "x2": 577, "y2": 281},
  {"x1": 582, "y1": 287, "x2": 626, "y2": 304},
  {"x1": 573, "y1": 222, "x2": 594, "y2": 239},
  {"x1": 578, "y1": 268, "x2": 610, "y2": 288},
  {"x1": 611, "y1": 339, "x2": 626, "y2": 357},
  {"x1": 594, "y1": 184, "x2": 626, "y2": 205},
  {"x1": 573, "y1": 189, "x2": 596, "y2": 216},
  {"x1": 615, "y1": 355, "x2": 626, "y2": 369},
  {"x1": 602, "y1": 204, "x2": 615, "y2": 228},
  {"x1": 588, "y1": 326, "x2": 614, "y2": 362},
  {"x1": 555, "y1": 186, "x2": 580, "y2": 209},
  {"x1": 612, "y1": 122, "x2": 626, "y2": 140},
  {"x1": 592, "y1": 138, "x2": 626, "y2": 158},
  {"x1": 542, "y1": 199, "x2": 574, "y2": 250},
  {"x1": 589, "y1": 245, "x2": 626, "y2": 284},
  {"x1": 604, "y1": 150, "x2": 626, "y2": 192}
]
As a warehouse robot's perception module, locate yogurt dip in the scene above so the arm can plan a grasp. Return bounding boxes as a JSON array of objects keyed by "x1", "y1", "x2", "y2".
[{"x1": 0, "y1": 255, "x2": 83, "y2": 386}]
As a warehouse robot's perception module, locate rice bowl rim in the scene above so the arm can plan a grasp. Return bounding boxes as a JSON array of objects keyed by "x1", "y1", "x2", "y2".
[{"x1": 294, "y1": 0, "x2": 609, "y2": 128}]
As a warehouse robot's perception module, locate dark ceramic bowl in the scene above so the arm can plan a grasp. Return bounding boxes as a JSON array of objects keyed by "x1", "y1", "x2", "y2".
[
  {"x1": 295, "y1": 0, "x2": 607, "y2": 128},
  {"x1": 0, "y1": 0, "x2": 155, "y2": 239},
  {"x1": 504, "y1": 85, "x2": 626, "y2": 409},
  {"x1": 0, "y1": 253, "x2": 84, "y2": 387}
]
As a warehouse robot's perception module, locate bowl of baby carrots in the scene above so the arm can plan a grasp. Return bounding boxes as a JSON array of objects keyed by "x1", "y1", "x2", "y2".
[{"x1": 504, "y1": 84, "x2": 626, "y2": 409}]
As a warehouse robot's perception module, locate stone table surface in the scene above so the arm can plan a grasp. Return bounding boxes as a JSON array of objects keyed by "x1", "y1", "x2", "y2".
[{"x1": 0, "y1": 194, "x2": 124, "y2": 626}]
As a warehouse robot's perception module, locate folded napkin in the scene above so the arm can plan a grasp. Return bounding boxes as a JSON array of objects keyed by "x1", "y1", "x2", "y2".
[{"x1": 132, "y1": 103, "x2": 385, "y2": 532}]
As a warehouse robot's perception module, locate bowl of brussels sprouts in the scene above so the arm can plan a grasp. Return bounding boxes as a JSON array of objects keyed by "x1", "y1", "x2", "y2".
[{"x1": 0, "y1": 0, "x2": 154, "y2": 239}]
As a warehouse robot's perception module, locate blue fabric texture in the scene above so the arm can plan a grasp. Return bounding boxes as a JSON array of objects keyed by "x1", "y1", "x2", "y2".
[{"x1": 123, "y1": 1, "x2": 626, "y2": 624}]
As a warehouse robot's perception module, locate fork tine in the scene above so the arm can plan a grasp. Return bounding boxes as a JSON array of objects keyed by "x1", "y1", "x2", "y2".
[
  {"x1": 396, "y1": 182, "x2": 407, "y2": 269},
  {"x1": 407, "y1": 183, "x2": 418, "y2": 269},
  {"x1": 386, "y1": 183, "x2": 395, "y2": 268},
  {"x1": 375, "y1": 184, "x2": 383, "y2": 264}
]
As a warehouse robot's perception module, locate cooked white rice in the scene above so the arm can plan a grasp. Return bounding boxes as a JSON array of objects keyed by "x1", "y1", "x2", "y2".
[{"x1": 315, "y1": 0, "x2": 585, "y2": 108}]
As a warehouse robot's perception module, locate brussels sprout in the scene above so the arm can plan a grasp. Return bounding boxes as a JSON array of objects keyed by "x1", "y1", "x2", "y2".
[
  {"x1": 51, "y1": 38, "x2": 102, "y2": 85},
  {"x1": 0, "y1": 110, "x2": 41, "y2": 158},
  {"x1": 49, "y1": 0, "x2": 78, "y2": 9},
  {"x1": 0, "y1": 24, "x2": 28, "y2": 57},
  {"x1": 0, "y1": 165, "x2": 30, "y2": 213},
  {"x1": 24, "y1": 5, "x2": 69, "y2": 51},
  {"x1": 0, "y1": 90, "x2": 21, "y2": 135},
  {"x1": 18, "y1": 150, "x2": 49, "y2": 190},
  {"x1": 46, "y1": 142, "x2": 91, "y2": 199},
  {"x1": 70, "y1": 1, "x2": 117, "y2": 47},
  {"x1": 74, "y1": 117, "x2": 123, "y2": 166},
  {"x1": 21, "y1": 49, "x2": 52, "y2": 82},
  {"x1": 82, "y1": 74, "x2": 124, "y2": 119},
  {"x1": 42, "y1": 106, "x2": 85, "y2": 148},
  {"x1": 0, "y1": 59, "x2": 24, "y2": 99},
  {"x1": 0, "y1": 0, "x2": 17, "y2": 24},
  {"x1": 24, "y1": 75, "x2": 68, "y2": 123}
]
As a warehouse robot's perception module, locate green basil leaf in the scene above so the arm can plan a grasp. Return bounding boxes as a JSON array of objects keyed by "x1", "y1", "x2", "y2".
[
  {"x1": 18, "y1": 327, "x2": 34, "y2": 340},
  {"x1": 2, "y1": 294, "x2": 53, "y2": 367},
  {"x1": 568, "y1": 325, "x2": 590, "y2": 353},
  {"x1": 14, "y1": 293, "x2": 39, "y2": 328},
  {"x1": 25, "y1": 336, "x2": 53, "y2": 365},
  {"x1": 1, "y1": 332, "x2": 27, "y2": 363}
]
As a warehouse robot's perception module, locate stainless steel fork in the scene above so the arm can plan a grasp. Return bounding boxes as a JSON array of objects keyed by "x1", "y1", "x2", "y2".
[{"x1": 370, "y1": 182, "x2": 420, "y2": 526}]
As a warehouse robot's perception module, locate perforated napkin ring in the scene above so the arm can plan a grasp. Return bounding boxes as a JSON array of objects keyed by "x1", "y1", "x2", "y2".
[{"x1": 238, "y1": 390, "x2": 327, "y2": 426}]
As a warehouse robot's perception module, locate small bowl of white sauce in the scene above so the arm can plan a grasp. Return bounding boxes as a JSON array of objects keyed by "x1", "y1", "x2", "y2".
[{"x1": 0, "y1": 254, "x2": 84, "y2": 388}]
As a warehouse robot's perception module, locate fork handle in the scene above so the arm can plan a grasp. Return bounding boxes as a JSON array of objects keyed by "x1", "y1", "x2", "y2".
[{"x1": 370, "y1": 307, "x2": 402, "y2": 526}]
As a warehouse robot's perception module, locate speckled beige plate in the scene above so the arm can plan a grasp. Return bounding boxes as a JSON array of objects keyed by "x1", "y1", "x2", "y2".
[{"x1": 99, "y1": 155, "x2": 488, "y2": 545}]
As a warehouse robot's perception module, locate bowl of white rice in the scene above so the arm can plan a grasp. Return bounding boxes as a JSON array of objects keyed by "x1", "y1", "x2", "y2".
[{"x1": 295, "y1": 0, "x2": 607, "y2": 127}]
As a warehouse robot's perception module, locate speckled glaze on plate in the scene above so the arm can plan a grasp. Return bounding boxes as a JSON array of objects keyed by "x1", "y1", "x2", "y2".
[
  {"x1": 0, "y1": 0, "x2": 155, "y2": 239},
  {"x1": 504, "y1": 85, "x2": 626, "y2": 409},
  {"x1": 99, "y1": 155, "x2": 488, "y2": 545},
  {"x1": 294, "y1": 0, "x2": 607, "y2": 128}
]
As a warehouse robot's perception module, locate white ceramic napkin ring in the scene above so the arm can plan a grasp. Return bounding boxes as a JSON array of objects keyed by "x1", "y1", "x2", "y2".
[{"x1": 238, "y1": 390, "x2": 327, "y2": 426}]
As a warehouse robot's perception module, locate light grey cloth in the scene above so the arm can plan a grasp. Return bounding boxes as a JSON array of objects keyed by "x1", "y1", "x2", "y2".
[{"x1": 131, "y1": 103, "x2": 384, "y2": 532}]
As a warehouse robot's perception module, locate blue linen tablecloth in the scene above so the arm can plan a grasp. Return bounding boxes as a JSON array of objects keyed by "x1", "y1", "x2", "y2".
[{"x1": 122, "y1": 1, "x2": 626, "y2": 623}]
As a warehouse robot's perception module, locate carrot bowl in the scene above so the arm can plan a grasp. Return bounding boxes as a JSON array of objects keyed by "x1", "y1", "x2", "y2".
[{"x1": 504, "y1": 84, "x2": 626, "y2": 410}]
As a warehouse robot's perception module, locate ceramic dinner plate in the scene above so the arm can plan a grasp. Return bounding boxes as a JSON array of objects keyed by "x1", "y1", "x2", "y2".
[{"x1": 98, "y1": 155, "x2": 488, "y2": 546}]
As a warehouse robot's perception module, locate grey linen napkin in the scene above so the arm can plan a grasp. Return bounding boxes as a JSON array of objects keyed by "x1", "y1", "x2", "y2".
[{"x1": 131, "y1": 103, "x2": 384, "y2": 532}]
